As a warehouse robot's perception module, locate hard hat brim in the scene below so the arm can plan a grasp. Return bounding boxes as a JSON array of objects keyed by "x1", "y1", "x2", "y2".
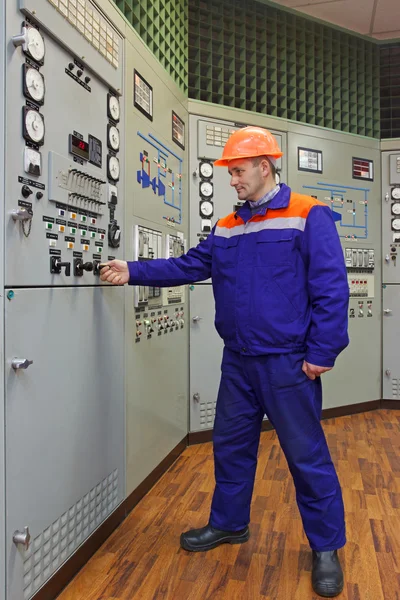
[{"x1": 214, "y1": 151, "x2": 283, "y2": 166}]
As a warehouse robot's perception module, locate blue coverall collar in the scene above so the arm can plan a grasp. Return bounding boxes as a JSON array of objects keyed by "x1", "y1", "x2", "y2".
[{"x1": 235, "y1": 183, "x2": 292, "y2": 221}]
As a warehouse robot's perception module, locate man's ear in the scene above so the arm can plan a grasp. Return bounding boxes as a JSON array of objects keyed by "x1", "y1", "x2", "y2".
[{"x1": 260, "y1": 158, "x2": 271, "y2": 178}]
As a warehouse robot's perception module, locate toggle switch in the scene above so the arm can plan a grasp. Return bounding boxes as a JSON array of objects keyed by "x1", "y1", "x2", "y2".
[
  {"x1": 74, "y1": 258, "x2": 94, "y2": 277},
  {"x1": 50, "y1": 256, "x2": 71, "y2": 276}
]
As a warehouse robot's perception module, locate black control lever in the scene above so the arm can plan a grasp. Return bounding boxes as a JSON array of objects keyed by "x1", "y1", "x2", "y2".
[
  {"x1": 50, "y1": 256, "x2": 71, "y2": 276},
  {"x1": 74, "y1": 258, "x2": 94, "y2": 277}
]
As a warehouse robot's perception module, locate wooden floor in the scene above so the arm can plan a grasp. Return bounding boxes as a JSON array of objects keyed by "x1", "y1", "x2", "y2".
[{"x1": 58, "y1": 409, "x2": 400, "y2": 600}]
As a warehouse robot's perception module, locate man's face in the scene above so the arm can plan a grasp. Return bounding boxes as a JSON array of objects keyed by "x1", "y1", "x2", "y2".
[{"x1": 228, "y1": 158, "x2": 267, "y2": 202}]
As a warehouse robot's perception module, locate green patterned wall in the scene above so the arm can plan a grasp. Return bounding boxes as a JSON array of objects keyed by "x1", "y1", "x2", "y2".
[
  {"x1": 112, "y1": 0, "x2": 381, "y2": 139},
  {"x1": 113, "y1": 0, "x2": 188, "y2": 92},
  {"x1": 188, "y1": 0, "x2": 381, "y2": 138}
]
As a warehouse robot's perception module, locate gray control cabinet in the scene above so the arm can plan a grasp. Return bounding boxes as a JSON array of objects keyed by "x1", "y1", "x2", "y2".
[
  {"x1": 382, "y1": 149, "x2": 400, "y2": 400},
  {"x1": 188, "y1": 111, "x2": 286, "y2": 431},
  {"x1": 2, "y1": 2, "x2": 126, "y2": 599},
  {"x1": 123, "y1": 28, "x2": 189, "y2": 496},
  {"x1": 0, "y1": 2, "x2": 6, "y2": 599},
  {"x1": 188, "y1": 103, "x2": 382, "y2": 431},
  {"x1": 287, "y1": 130, "x2": 381, "y2": 409}
]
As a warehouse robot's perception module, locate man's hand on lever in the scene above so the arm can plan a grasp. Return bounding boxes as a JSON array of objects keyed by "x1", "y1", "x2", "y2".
[{"x1": 99, "y1": 259, "x2": 130, "y2": 285}]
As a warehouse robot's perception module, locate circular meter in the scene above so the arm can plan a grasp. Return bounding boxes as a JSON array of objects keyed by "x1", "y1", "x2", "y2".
[
  {"x1": 199, "y1": 200, "x2": 214, "y2": 218},
  {"x1": 392, "y1": 202, "x2": 400, "y2": 215},
  {"x1": 391, "y1": 186, "x2": 400, "y2": 200},
  {"x1": 107, "y1": 155, "x2": 120, "y2": 181},
  {"x1": 107, "y1": 94, "x2": 120, "y2": 122},
  {"x1": 392, "y1": 218, "x2": 400, "y2": 231},
  {"x1": 23, "y1": 66, "x2": 45, "y2": 104},
  {"x1": 25, "y1": 26, "x2": 45, "y2": 63},
  {"x1": 200, "y1": 181, "x2": 213, "y2": 198},
  {"x1": 199, "y1": 161, "x2": 213, "y2": 179},
  {"x1": 107, "y1": 125, "x2": 120, "y2": 151},
  {"x1": 23, "y1": 107, "x2": 45, "y2": 145},
  {"x1": 24, "y1": 147, "x2": 42, "y2": 175}
]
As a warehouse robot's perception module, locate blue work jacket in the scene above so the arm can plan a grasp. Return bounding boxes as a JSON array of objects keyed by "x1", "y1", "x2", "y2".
[{"x1": 128, "y1": 184, "x2": 350, "y2": 367}]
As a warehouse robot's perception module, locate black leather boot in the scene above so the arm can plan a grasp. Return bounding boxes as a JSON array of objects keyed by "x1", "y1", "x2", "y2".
[
  {"x1": 312, "y1": 550, "x2": 344, "y2": 597},
  {"x1": 180, "y1": 524, "x2": 250, "y2": 552}
]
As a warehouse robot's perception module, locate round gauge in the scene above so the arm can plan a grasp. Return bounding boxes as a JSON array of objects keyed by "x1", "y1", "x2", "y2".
[
  {"x1": 108, "y1": 125, "x2": 120, "y2": 151},
  {"x1": 24, "y1": 67, "x2": 45, "y2": 103},
  {"x1": 391, "y1": 186, "x2": 400, "y2": 200},
  {"x1": 24, "y1": 147, "x2": 42, "y2": 175},
  {"x1": 107, "y1": 155, "x2": 120, "y2": 181},
  {"x1": 200, "y1": 200, "x2": 214, "y2": 218},
  {"x1": 24, "y1": 109, "x2": 45, "y2": 144},
  {"x1": 200, "y1": 161, "x2": 213, "y2": 179},
  {"x1": 392, "y1": 218, "x2": 400, "y2": 231},
  {"x1": 26, "y1": 27, "x2": 45, "y2": 63},
  {"x1": 200, "y1": 181, "x2": 213, "y2": 198},
  {"x1": 108, "y1": 94, "x2": 120, "y2": 122},
  {"x1": 392, "y1": 202, "x2": 400, "y2": 215}
]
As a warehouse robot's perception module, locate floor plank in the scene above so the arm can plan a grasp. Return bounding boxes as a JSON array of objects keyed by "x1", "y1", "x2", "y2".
[{"x1": 58, "y1": 409, "x2": 400, "y2": 599}]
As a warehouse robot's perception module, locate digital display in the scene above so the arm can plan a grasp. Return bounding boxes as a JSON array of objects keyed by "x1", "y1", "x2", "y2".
[
  {"x1": 69, "y1": 134, "x2": 89, "y2": 160},
  {"x1": 352, "y1": 157, "x2": 373, "y2": 181},
  {"x1": 89, "y1": 135, "x2": 102, "y2": 168}
]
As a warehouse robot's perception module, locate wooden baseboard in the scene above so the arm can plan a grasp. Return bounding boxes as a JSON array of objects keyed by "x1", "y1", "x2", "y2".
[
  {"x1": 321, "y1": 399, "x2": 381, "y2": 420},
  {"x1": 35, "y1": 436, "x2": 188, "y2": 600},
  {"x1": 187, "y1": 399, "x2": 398, "y2": 445},
  {"x1": 381, "y1": 399, "x2": 400, "y2": 410}
]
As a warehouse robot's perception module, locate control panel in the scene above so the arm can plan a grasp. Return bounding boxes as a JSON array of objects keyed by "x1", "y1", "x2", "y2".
[
  {"x1": 132, "y1": 224, "x2": 186, "y2": 341},
  {"x1": 5, "y1": 7, "x2": 124, "y2": 287},
  {"x1": 383, "y1": 153, "x2": 400, "y2": 283}
]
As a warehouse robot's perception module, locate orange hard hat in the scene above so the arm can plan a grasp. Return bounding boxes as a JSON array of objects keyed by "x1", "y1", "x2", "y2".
[{"x1": 214, "y1": 126, "x2": 283, "y2": 166}]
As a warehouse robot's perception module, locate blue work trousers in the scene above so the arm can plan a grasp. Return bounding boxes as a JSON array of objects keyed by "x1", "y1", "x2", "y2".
[{"x1": 209, "y1": 348, "x2": 346, "y2": 552}]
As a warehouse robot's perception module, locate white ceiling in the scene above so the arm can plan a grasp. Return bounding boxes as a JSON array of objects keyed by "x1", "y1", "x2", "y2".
[{"x1": 270, "y1": 0, "x2": 400, "y2": 40}]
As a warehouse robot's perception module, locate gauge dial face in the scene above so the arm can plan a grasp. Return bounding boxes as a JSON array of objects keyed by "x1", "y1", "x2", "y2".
[
  {"x1": 24, "y1": 109, "x2": 44, "y2": 143},
  {"x1": 108, "y1": 126, "x2": 120, "y2": 151},
  {"x1": 26, "y1": 27, "x2": 45, "y2": 62},
  {"x1": 391, "y1": 186, "x2": 400, "y2": 200},
  {"x1": 200, "y1": 181, "x2": 213, "y2": 198},
  {"x1": 108, "y1": 95, "x2": 120, "y2": 122},
  {"x1": 392, "y1": 202, "x2": 400, "y2": 215},
  {"x1": 24, "y1": 147, "x2": 42, "y2": 175},
  {"x1": 108, "y1": 155, "x2": 120, "y2": 181},
  {"x1": 392, "y1": 218, "x2": 400, "y2": 231},
  {"x1": 25, "y1": 67, "x2": 45, "y2": 103},
  {"x1": 200, "y1": 161, "x2": 213, "y2": 179},
  {"x1": 200, "y1": 200, "x2": 214, "y2": 218}
]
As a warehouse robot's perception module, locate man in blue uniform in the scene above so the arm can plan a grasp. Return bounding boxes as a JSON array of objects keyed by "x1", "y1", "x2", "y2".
[{"x1": 100, "y1": 127, "x2": 349, "y2": 597}]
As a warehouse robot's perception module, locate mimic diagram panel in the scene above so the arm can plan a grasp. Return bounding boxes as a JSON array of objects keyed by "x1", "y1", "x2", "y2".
[
  {"x1": 136, "y1": 131, "x2": 183, "y2": 227},
  {"x1": 5, "y1": 1, "x2": 124, "y2": 287}
]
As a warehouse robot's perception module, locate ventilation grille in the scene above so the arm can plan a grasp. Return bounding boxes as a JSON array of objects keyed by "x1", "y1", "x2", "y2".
[
  {"x1": 22, "y1": 469, "x2": 119, "y2": 599},
  {"x1": 113, "y1": 0, "x2": 188, "y2": 92},
  {"x1": 392, "y1": 378, "x2": 400, "y2": 399},
  {"x1": 380, "y1": 44, "x2": 400, "y2": 139},
  {"x1": 47, "y1": 0, "x2": 121, "y2": 68},
  {"x1": 199, "y1": 400, "x2": 216, "y2": 428},
  {"x1": 188, "y1": 0, "x2": 380, "y2": 138}
]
